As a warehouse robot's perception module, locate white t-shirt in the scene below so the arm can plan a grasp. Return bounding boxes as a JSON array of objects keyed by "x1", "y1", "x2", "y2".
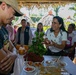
[
  {"x1": 66, "y1": 33, "x2": 76, "y2": 46},
  {"x1": 66, "y1": 33, "x2": 74, "y2": 47},
  {"x1": 45, "y1": 29, "x2": 67, "y2": 52}
]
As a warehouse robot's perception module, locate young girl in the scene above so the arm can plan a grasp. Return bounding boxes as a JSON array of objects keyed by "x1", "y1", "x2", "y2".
[{"x1": 34, "y1": 22, "x2": 45, "y2": 37}]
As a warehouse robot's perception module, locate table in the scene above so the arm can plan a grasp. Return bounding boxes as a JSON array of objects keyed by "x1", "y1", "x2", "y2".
[
  {"x1": 43, "y1": 56, "x2": 76, "y2": 75},
  {"x1": 15, "y1": 55, "x2": 76, "y2": 75}
]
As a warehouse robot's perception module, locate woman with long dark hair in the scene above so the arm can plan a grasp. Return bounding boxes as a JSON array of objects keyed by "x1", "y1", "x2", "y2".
[
  {"x1": 45, "y1": 16, "x2": 67, "y2": 56},
  {"x1": 36, "y1": 22, "x2": 44, "y2": 33},
  {"x1": 34, "y1": 22, "x2": 45, "y2": 37}
]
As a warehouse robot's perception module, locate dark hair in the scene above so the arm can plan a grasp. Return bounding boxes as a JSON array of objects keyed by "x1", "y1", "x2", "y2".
[
  {"x1": 51, "y1": 16, "x2": 66, "y2": 32},
  {"x1": 69, "y1": 23, "x2": 75, "y2": 30},
  {"x1": 21, "y1": 19, "x2": 27, "y2": 22},
  {"x1": 37, "y1": 22, "x2": 43, "y2": 32},
  {"x1": 27, "y1": 22, "x2": 30, "y2": 26}
]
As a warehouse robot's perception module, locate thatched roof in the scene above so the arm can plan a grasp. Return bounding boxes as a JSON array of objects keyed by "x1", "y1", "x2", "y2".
[
  {"x1": 17, "y1": 0, "x2": 76, "y2": 9},
  {"x1": 17, "y1": 0, "x2": 76, "y2": 3}
]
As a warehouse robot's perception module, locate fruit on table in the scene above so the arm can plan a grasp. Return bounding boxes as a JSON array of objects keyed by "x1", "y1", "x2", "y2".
[{"x1": 25, "y1": 67, "x2": 33, "y2": 71}]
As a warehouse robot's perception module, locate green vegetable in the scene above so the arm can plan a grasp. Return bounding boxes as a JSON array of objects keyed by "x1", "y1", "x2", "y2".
[{"x1": 28, "y1": 32, "x2": 46, "y2": 57}]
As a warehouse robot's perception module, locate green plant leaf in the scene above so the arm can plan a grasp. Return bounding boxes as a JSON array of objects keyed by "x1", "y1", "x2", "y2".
[{"x1": 28, "y1": 32, "x2": 46, "y2": 56}]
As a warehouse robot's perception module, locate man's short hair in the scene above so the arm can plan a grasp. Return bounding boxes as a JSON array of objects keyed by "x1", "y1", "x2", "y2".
[{"x1": 21, "y1": 19, "x2": 27, "y2": 22}]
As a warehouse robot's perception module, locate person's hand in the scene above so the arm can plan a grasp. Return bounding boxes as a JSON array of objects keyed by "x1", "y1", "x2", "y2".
[
  {"x1": 45, "y1": 40, "x2": 56, "y2": 47},
  {"x1": 0, "y1": 51, "x2": 17, "y2": 73},
  {"x1": 51, "y1": 40, "x2": 56, "y2": 45},
  {"x1": 43, "y1": 38, "x2": 50, "y2": 44},
  {"x1": 44, "y1": 39, "x2": 52, "y2": 48}
]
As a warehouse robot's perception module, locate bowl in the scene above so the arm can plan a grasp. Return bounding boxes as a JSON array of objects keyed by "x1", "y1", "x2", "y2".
[{"x1": 23, "y1": 66, "x2": 35, "y2": 72}]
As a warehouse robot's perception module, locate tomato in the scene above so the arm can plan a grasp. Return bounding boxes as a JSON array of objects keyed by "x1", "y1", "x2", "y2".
[{"x1": 25, "y1": 67, "x2": 33, "y2": 71}]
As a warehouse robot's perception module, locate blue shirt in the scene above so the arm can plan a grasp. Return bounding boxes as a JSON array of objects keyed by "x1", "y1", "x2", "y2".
[{"x1": 0, "y1": 26, "x2": 9, "y2": 49}]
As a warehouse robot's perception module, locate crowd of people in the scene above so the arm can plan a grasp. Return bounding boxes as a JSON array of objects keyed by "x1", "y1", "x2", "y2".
[
  {"x1": 0, "y1": 0, "x2": 76, "y2": 75},
  {"x1": 10, "y1": 16, "x2": 76, "y2": 61}
]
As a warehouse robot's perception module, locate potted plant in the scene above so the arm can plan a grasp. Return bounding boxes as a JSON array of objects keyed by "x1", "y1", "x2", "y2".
[{"x1": 24, "y1": 32, "x2": 46, "y2": 62}]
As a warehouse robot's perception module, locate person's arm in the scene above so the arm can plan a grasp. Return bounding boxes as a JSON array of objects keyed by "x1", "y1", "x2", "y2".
[
  {"x1": 9, "y1": 40, "x2": 17, "y2": 54},
  {"x1": 0, "y1": 49, "x2": 17, "y2": 74},
  {"x1": 0, "y1": 40, "x2": 7, "y2": 59},
  {"x1": 53, "y1": 31, "x2": 67, "y2": 49},
  {"x1": 52, "y1": 40, "x2": 67, "y2": 49},
  {"x1": 0, "y1": 48, "x2": 7, "y2": 61},
  {"x1": 3, "y1": 40, "x2": 14, "y2": 52},
  {"x1": 0, "y1": 42, "x2": 17, "y2": 74},
  {"x1": 45, "y1": 31, "x2": 67, "y2": 50},
  {"x1": 0, "y1": 50, "x2": 17, "y2": 74},
  {"x1": 44, "y1": 39, "x2": 66, "y2": 49}
]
